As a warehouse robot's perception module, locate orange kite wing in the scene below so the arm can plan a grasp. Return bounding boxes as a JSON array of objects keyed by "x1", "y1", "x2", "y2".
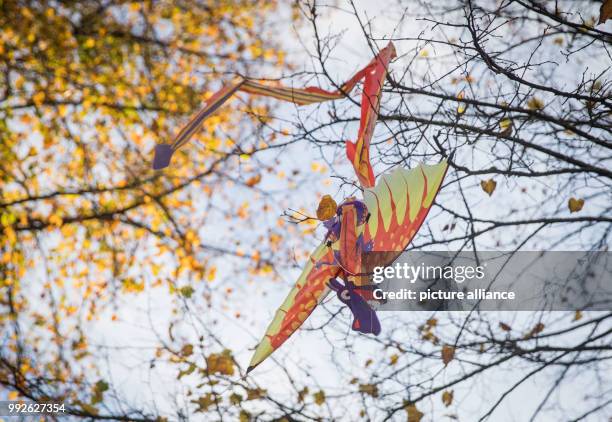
[
  {"x1": 363, "y1": 160, "x2": 449, "y2": 253},
  {"x1": 247, "y1": 242, "x2": 339, "y2": 373}
]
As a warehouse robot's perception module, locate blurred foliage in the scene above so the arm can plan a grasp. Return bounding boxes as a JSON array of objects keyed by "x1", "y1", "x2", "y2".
[{"x1": 0, "y1": 0, "x2": 298, "y2": 418}]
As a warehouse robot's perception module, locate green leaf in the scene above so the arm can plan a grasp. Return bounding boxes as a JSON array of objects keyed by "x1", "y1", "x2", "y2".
[{"x1": 180, "y1": 286, "x2": 194, "y2": 298}]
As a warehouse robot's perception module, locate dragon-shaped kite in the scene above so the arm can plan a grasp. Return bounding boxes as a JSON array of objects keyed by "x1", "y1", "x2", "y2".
[{"x1": 152, "y1": 42, "x2": 449, "y2": 373}]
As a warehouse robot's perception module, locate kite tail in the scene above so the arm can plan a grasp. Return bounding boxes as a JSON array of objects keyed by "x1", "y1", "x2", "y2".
[
  {"x1": 346, "y1": 41, "x2": 397, "y2": 188},
  {"x1": 152, "y1": 72, "x2": 358, "y2": 170},
  {"x1": 346, "y1": 139, "x2": 357, "y2": 162},
  {"x1": 153, "y1": 78, "x2": 245, "y2": 169},
  {"x1": 153, "y1": 42, "x2": 396, "y2": 171},
  {"x1": 153, "y1": 144, "x2": 174, "y2": 170},
  {"x1": 346, "y1": 139, "x2": 376, "y2": 188}
]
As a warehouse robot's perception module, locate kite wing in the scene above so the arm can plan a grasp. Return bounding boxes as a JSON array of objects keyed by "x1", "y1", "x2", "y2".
[
  {"x1": 247, "y1": 242, "x2": 339, "y2": 373},
  {"x1": 362, "y1": 160, "x2": 449, "y2": 254}
]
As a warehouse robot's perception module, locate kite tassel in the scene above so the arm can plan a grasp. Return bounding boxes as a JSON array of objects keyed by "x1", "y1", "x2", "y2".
[{"x1": 153, "y1": 144, "x2": 174, "y2": 170}]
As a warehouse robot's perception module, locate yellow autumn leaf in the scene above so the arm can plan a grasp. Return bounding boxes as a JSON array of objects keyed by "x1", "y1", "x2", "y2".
[
  {"x1": 185, "y1": 230, "x2": 197, "y2": 242},
  {"x1": 229, "y1": 393, "x2": 243, "y2": 405},
  {"x1": 442, "y1": 390, "x2": 454, "y2": 407},
  {"x1": 405, "y1": 403, "x2": 424, "y2": 422},
  {"x1": 79, "y1": 402, "x2": 99, "y2": 415},
  {"x1": 316, "y1": 195, "x2": 337, "y2": 220},
  {"x1": 207, "y1": 265, "x2": 217, "y2": 282},
  {"x1": 574, "y1": 310, "x2": 583, "y2": 321},
  {"x1": 480, "y1": 179, "x2": 497, "y2": 196},
  {"x1": 32, "y1": 91, "x2": 45, "y2": 106},
  {"x1": 181, "y1": 344, "x2": 193, "y2": 357},
  {"x1": 441, "y1": 344, "x2": 455, "y2": 365},
  {"x1": 91, "y1": 380, "x2": 109, "y2": 404},
  {"x1": 313, "y1": 390, "x2": 326, "y2": 405},
  {"x1": 524, "y1": 322, "x2": 545, "y2": 339},
  {"x1": 499, "y1": 118, "x2": 512, "y2": 136},
  {"x1": 180, "y1": 286, "x2": 194, "y2": 298},
  {"x1": 457, "y1": 91, "x2": 466, "y2": 114},
  {"x1": 58, "y1": 104, "x2": 68, "y2": 117},
  {"x1": 206, "y1": 350, "x2": 234, "y2": 375},
  {"x1": 358, "y1": 383, "x2": 379, "y2": 397},
  {"x1": 192, "y1": 394, "x2": 216, "y2": 412},
  {"x1": 297, "y1": 387, "x2": 309, "y2": 403},
  {"x1": 527, "y1": 96, "x2": 544, "y2": 110},
  {"x1": 568, "y1": 197, "x2": 584, "y2": 213},
  {"x1": 246, "y1": 387, "x2": 266, "y2": 400},
  {"x1": 245, "y1": 174, "x2": 262, "y2": 187},
  {"x1": 310, "y1": 162, "x2": 323, "y2": 173}
]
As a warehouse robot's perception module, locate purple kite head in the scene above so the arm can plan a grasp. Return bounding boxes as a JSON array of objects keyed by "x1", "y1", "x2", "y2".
[{"x1": 338, "y1": 199, "x2": 369, "y2": 225}]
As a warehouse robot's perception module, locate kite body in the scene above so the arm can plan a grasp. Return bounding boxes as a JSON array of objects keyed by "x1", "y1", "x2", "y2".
[
  {"x1": 322, "y1": 199, "x2": 372, "y2": 275},
  {"x1": 247, "y1": 160, "x2": 449, "y2": 372}
]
